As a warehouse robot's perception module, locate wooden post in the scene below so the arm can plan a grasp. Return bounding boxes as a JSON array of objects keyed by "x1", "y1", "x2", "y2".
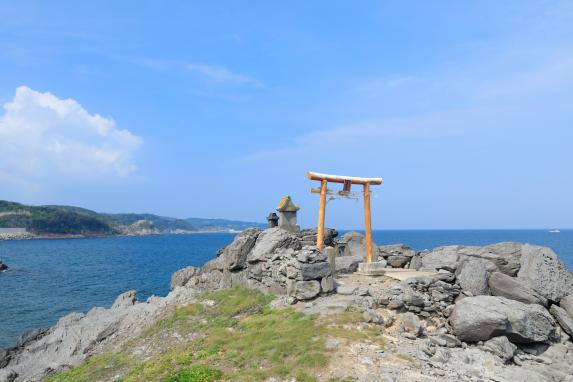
[
  {"x1": 363, "y1": 183, "x2": 373, "y2": 262},
  {"x1": 317, "y1": 180, "x2": 328, "y2": 250}
]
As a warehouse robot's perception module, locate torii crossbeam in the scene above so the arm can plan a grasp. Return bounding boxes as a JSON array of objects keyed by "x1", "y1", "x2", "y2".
[{"x1": 307, "y1": 171, "x2": 383, "y2": 262}]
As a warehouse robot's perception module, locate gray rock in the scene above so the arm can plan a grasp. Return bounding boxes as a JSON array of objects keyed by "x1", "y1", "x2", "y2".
[
  {"x1": 363, "y1": 309, "x2": 385, "y2": 325},
  {"x1": 221, "y1": 228, "x2": 260, "y2": 270},
  {"x1": 482, "y1": 336, "x2": 517, "y2": 363},
  {"x1": 15, "y1": 328, "x2": 47, "y2": 348},
  {"x1": 111, "y1": 290, "x2": 137, "y2": 309},
  {"x1": 386, "y1": 255, "x2": 410, "y2": 268},
  {"x1": 293, "y1": 280, "x2": 320, "y2": 300},
  {"x1": 480, "y1": 242, "x2": 523, "y2": 276},
  {"x1": 320, "y1": 276, "x2": 335, "y2": 293},
  {"x1": 335, "y1": 254, "x2": 363, "y2": 274},
  {"x1": 450, "y1": 296, "x2": 557, "y2": 343},
  {"x1": 517, "y1": 244, "x2": 573, "y2": 302},
  {"x1": 170, "y1": 266, "x2": 200, "y2": 289},
  {"x1": 399, "y1": 312, "x2": 422, "y2": 336},
  {"x1": 336, "y1": 285, "x2": 357, "y2": 295},
  {"x1": 248, "y1": 228, "x2": 300, "y2": 263},
  {"x1": 488, "y1": 272, "x2": 548, "y2": 306},
  {"x1": 430, "y1": 333, "x2": 461, "y2": 348},
  {"x1": 421, "y1": 246, "x2": 462, "y2": 272},
  {"x1": 560, "y1": 294, "x2": 573, "y2": 317},
  {"x1": 341, "y1": 232, "x2": 380, "y2": 259},
  {"x1": 455, "y1": 258, "x2": 497, "y2": 296},
  {"x1": 298, "y1": 262, "x2": 331, "y2": 281},
  {"x1": 378, "y1": 244, "x2": 415, "y2": 258},
  {"x1": 409, "y1": 253, "x2": 424, "y2": 270},
  {"x1": 549, "y1": 305, "x2": 573, "y2": 337}
]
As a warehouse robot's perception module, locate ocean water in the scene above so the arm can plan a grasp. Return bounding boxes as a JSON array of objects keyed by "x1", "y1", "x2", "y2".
[{"x1": 0, "y1": 229, "x2": 572, "y2": 348}]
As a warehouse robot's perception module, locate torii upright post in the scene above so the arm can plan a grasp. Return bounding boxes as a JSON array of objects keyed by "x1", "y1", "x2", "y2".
[{"x1": 308, "y1": 171, "x2": 383, "y2": 264}]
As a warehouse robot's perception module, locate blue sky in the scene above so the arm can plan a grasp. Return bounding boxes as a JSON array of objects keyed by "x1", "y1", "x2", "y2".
[{"x1": 0, "y1": 1, "x2": 572, "y2": 229}]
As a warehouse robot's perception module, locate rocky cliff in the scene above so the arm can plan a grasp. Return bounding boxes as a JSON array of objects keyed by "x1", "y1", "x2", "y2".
[{"x1": 2, "y1": 227, "x2": 573, "y2": 382}]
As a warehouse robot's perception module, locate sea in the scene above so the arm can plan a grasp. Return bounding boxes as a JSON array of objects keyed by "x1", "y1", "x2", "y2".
[{"x1": 1, "y1": 229, "x2": 572, "y2": 348}]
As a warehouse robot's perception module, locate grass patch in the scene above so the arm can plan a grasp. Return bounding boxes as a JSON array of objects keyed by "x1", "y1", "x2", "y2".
[{"x1": 48, "y1": 288, "x2": 386, "y2": 381}]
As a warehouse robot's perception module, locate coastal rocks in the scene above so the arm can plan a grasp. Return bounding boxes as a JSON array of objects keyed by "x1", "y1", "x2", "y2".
[
  {"x1": 455, "y1": 258, "x2": 497, "y2": 296},
  {"x1": 222, "y1": 228, "x2": 260, "y2": 270},
  {"x1": 378, "y1": 244, "x2": 415, "y2": 268},
  {"x1": 292, "y1": 280, "x2": 321, "y2": 300},
  {"x1": 488, "y1": 272, "x2": 548, "y2": 306},
  {"x1": 517, "y1": 244, "x2": 573, "y2": 302},
  {"x1": 481, "y1": 336, "x2": 517, "y2": 363},
  {"x1": 478, "y1": 242, "x2": 523, "y2": 276},
  {"x1": 340, "y1": 232, "x2": 380, "y2": 259},
  {"x1": 0, "y1": 262, "x2": 7, "y2": 271},
  {"x1": 399, "y1": 312, "x2": 423, "y2": 337},
  {"x1": 450, "y1": 296, "x2": 557, "y2": 343},
  {"x1": 248, "y1": 228, "x2": 300, "y2": 263},
  {"x1": 420, "y1": 246, "x2": 462, "y2": 272},
  {"x1": 561, "y1": 294, "x2": 573, "y2": 317},
  {"x1": 549, "y1": 305, "x2": 573, "y2": 337},
  {"x1": 170, "y1": 266, "x2": 200, "y2": 289},
  {"x1": 111, "y1": 290, "x2": 137, "y2": 309},
  {"x1": 335, "y1": 254, "x2": 363, "y2": 274}
]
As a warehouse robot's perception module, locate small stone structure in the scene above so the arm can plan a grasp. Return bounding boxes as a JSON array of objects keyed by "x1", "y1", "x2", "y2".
[
  {"x1": 276, "y1": 196, "x2": 300, "y2": 233},
  {"x1": 266, "y1": 213, "x2": 279, "y2": 228}
]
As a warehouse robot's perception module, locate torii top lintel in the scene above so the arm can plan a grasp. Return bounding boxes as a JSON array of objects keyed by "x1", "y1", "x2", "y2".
[{"x1": 306, "y1": 171, "x2": 383, "y2": 186}]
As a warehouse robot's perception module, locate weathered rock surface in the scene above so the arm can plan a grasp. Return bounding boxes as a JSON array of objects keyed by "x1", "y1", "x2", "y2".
[
  {"x1": 517, "y1": 244, "x2": 573, "y2": 302},
  {"x1": 340, "y1": 232, "x2": 380, "y2": 259},
  {"x1": 247, "y1": 227, "x2": 300, "y2": 263},
  {"x1": 455, "y1": 257, "x2": 497, "y2": 296},
  {"x1": 549, "y1": 305, "x2": 573, "y2": 337},
  {"x1": 335, "y1": 254, "x2": 363, "y2": 274},
  {"x1": 421, "y1": 246, "x2": 463, "y2": 272},
  {"x1": 561, "y1": 294, "x2": 573, "y2": 317},
  {"x1": 488, "y1": 271, "x2": 548, "y2": 306},
  {"x1": 450, "y1": 296, "x2": 557, "y2": 343},
  {"x1": 222, "y1": 228, "x2": 260, "y2": 270},
  {"x1": 170, "y1": 266, "x2": 200, "y2": 289},
  {"x1": 481, "y1": 336, "x2": 517, "y2": 363}
]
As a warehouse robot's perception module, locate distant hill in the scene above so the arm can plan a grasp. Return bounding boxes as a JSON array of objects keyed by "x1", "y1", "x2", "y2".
[{"x1": 0, "y1": 200, "x2": 265, "y2": 236}]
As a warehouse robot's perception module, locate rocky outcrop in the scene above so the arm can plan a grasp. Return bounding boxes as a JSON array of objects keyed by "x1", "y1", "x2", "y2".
[
  {"x1": 455, "y1": 257, "x2": 497, "y2": 296},
  {"x1": 549, "y1": 305, "x2": 573, "y2": 337},
  {"x1": 340, "y1": 232, "x2": 380, "y2": 259},
  {"x1": 175, "y1": 227, "x2": 334, "y2": 301},
  {"x1": 450, "y1": 296, "x2": 557, "y2": 343},
  {"x1": 379, "y1": 244, "x2": 415, "y2": 268},
  {"x1": 488, "y1": 272, "x2": 548, "y2": 306},
  {"x1": 561, "y1": 294, "x2": 573, "y2": 317},
  {"x1": 0, "y1": 287, "x2": 198, "y2": 382},
  {"x1": 517, "y1": 244, "x2": 573, "y2": 302},
  {"x1": 420, "y1": 246, "x2": 463, "y2": 272}
]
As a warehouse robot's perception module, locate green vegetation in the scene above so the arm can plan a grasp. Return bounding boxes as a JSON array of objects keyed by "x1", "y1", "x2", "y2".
[
  {"x1": 0, "y1": 201, "x2": 114, "y2": 235},
  {"x1": 0, "y1": 200, "x2": 264, "y2": 235},
  {"x1": 47, "y1": 287, "x2": 384, "y2": 382}
]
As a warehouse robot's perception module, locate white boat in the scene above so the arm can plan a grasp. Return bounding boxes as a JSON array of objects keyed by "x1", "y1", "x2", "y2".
[{"x1": 549, "y1": 229, "x2": 560, "y2": 233}]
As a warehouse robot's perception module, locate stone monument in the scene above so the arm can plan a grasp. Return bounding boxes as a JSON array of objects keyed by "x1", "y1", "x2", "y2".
[{"x1": 276, "y1": 196, "x2": 300, "y2": 232}]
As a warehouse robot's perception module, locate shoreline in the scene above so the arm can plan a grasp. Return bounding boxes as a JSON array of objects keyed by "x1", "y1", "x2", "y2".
[{"x1": 0, "y1": 230, "x2": 244, "y2": 242}]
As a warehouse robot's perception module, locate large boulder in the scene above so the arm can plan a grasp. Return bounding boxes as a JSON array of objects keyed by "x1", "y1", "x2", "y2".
[
  {"x1": 479, "y1": 242, "x2": 523, "y2": 276},
  {"x1": 340, "y1": 232, "x2": 380, "y2": 259},
  {"x1": 560, "y1": 294, "x2": 573, "y2": 317},
  {"x1": 481, "y1": 336, "x2": 517, "y2": 363},
  {"x1": 335, "y1": 254, "x2": 363, "y2": 274},
  {"x1": 517, "y1": 244, "x2": 573, "y2": 302},
  {"x1": 450, "y1": 296, "x2": 557, "y2": 343},
  {"x1": 247, "y1": 228, "x2": 300, "y2": 263},
  {"x1": 379, "y1": 244, "x2": 415, "y2": 258},
  {"x1": 221, "y1": 228, "x2": 260, "y2": 270},
  {"x1": 488, "y1": 272, "x2": 548, "y2": 306},
  {"x1": 455, "y1": 258, "x2": 497, "y2": 296},
  {"x1": 420, "y1": 246, "x2": 463, "y2": 272},
  {"x1": 171, "y1": 266, "x2": 200, "y2": 289},
  {"x1": 549, "y1": 305, "x2": 573, "y2": 337}
]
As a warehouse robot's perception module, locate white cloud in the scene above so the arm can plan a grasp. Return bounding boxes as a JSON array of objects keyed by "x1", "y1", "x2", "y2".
[
  {"x1": 0, "y1": 86, "x2": 142, "y2": 189},
  {"x1": 185, "y1": 63, "x2": 262, "y2": 87}
]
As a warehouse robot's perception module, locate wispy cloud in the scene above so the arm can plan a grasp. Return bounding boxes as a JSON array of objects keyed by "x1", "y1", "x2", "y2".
[
  {"x1": 185, "y1": 63, "x2": 262, "y2": 87},
  {"x1": 125, "y1": 57, "x2": 263, "y2": 88}
]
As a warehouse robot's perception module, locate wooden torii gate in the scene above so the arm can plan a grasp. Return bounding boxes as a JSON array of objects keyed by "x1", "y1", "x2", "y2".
[{"x1": 308, "y1": 171, "x2": 383, "y2": 262}]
